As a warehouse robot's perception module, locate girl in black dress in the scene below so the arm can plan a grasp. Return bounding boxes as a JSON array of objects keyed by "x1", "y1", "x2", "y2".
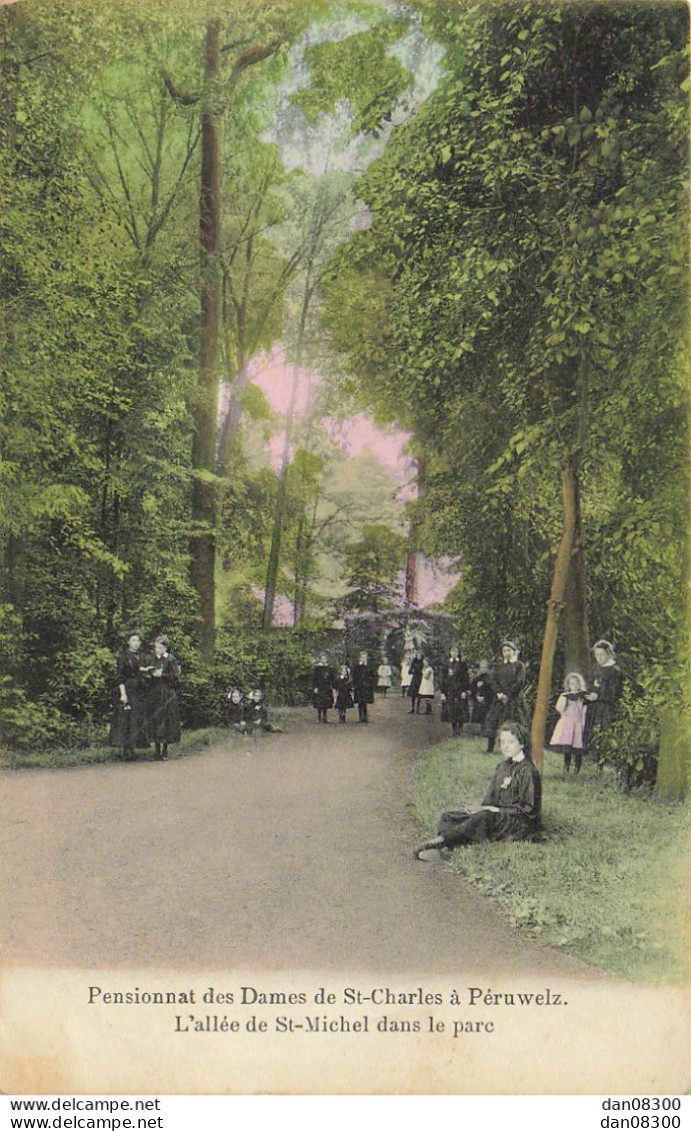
[
  {"x1": 352, "y1": 652, "x2": 376, "y2": 723},
  {"x1": 439, "y1": 646, "x2": 470, "y2": 734},
  {"x1": 583, "y1": 639, "x2": 623, "y2": 762},
  {"x1": 413, "y1": 721, "x2": 541, "y2": 859},
  {"x1": 407, "y1": 650, "x2": 424, "y2": 714},
  {"x1": 482, "y1": 640, "x2": 529, "y2": 753},
  {"x1": 334, "y1": 664, "x2": 355, "y2": 723},
  {"x1": 312, "y1": 653, "x2": 335, "y2": 724},
  {"x1": 224, "y1": 688, "x2": 246, "y2": 730},
  {"x1": 109, "y1": 631, "x2": 151, "y2": 760},
  {"x1": 149, "y1": 634, "x2": 181, "y2": 759},
  {"x1": 469, "y1": 659, "x2": 494, "y2": 726}
]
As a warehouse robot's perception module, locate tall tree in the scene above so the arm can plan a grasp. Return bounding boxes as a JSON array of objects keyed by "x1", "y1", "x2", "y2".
[
  {"x1": 343, "y1": 524, "x2": 407, "y2": 613},
  {"x1": 322, "y1": 0, "x2": 688, "y2": 763},
  {"x1": 190, "y1": 17, "x2": 222, "y2": 662}
]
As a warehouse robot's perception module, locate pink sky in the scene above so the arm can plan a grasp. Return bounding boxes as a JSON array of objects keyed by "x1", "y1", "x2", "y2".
[
  {"x1": 248, "y1": 348, "x2": 322, "y2": 417},
  {"x1": 247, "y1": 348, "x2": 416, "y2": 490},
  {"x1": 240, "y1": 349, "x2": 459, "y2": 619}
]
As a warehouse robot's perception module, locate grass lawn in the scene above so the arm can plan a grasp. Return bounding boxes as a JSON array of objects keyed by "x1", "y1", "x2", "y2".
[
  {"x1": 411, "y1": 733, "x2": 689, "y2": 984},
  {"x1": 0, "y1": 708, "x2": 300, "y2": 771}
]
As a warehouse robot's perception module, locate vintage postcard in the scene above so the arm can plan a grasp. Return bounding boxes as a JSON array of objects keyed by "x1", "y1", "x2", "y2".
[{"x1": 1, "y1": 0, "x2": 689, "y2": 1096}]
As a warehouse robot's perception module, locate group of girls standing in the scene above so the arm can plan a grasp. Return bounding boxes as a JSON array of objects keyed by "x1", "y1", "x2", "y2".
[
  {"x1": 480, "y1": 636, "x2": 623, "y2": 771},
  {"x1": 401, "y1": 649, "x2": 436, "y2": 715},
  {"x1": 414, "y1": 637, "x2": 623, "y2": 860},
  {"x1": 399, "y1": 635, "x2": 622, "y2": 775},
  {"x1": 311, "y1": 652, "x2": 376, "y2": 724},
  {"x1": 109, "y1": 631, "x2": 181, "y2": 760},
  {"x1": 400, "y1": 647, "x2": 494, "y2": 733}
]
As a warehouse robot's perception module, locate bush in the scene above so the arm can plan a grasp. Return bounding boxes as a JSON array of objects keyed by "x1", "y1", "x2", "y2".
[
  {"x1": 0, "y1": 679, "x2": 79, "y2": 751},
  {"x1": 592, "y1": 693, "x2": 659, "y2": 788},
  {"x1": 178, "y1": 627, "x2": 341, "y2": 728},
  {"x1": 592, "y1": 662, "x2": 685, "y2": 789}
]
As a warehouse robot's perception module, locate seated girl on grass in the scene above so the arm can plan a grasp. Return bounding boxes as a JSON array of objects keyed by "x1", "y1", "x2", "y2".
[{"x1": 413, "y1": 720, "x2": 541, "y2": 860}]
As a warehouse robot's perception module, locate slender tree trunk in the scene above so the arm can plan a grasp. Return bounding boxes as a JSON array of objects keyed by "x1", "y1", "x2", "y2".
[
  {"x1": 216, "y1": 361, "x2": 250, "y2": 473},
  {"x1": 262, "y1": 287, "x2": 311, "y2": 629},
  {"x1": 262, "y1": 359, "x2": 301, "y2": 629},
  {"x1": 405, "y1": 455, "x2": 426, "y2": 606},
  {"x1": 190, "y1": 19, "x2": 220, "y2": 662},
  {"x1": 563, "y1": 476, "x2": 590, "y2": 677},
  {"x1": 563, "y1": 362, "x2": 591, "y2": 677},
  {"x1": 292, "y1": 510, "x2": 306, "y2": 626},
  {"x1": 530, "y1": 452, "x2": 579, "y2": 768}
]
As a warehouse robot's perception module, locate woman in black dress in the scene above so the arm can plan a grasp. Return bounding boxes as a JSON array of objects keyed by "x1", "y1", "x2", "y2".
[
  {"x1": 482, "y1": 640, "x2": 529, "y2": 752},
  {"x1": 312, "y1": 653, "x2": 335, "y2": 724},
  {"x1": 109, "y1": 631, "x2": 151, "y2": 760},
  {"x1": 583, "y1": 639, "x2": 623, "y2": 761},
  {"x1": 149, "y1": 634, "x2": 181, "y2": 759},
  {"x1": 413, "y1": 721, "x2": 541, "y2": 859}
]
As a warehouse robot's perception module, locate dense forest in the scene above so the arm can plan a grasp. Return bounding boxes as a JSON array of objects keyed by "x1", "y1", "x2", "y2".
[{"x1": 1, "y1": 0, "x2": 688, "y2": 787}]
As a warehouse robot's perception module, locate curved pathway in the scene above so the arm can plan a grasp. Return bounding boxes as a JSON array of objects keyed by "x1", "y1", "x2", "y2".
[{"x1": 1, "y1": 697, "x2": 608, "y2": 977}]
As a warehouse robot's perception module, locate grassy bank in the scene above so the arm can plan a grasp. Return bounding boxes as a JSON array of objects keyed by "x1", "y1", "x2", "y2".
[
  {"x1": 0, "y1": 708, "x2": 300, "y2": 771},
  {"x1": 412, "y1": 734, "x2": 689, "y2": 983}
]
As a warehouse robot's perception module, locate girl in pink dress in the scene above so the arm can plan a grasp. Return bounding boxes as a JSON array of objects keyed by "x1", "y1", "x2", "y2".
[{"x1": 550, "y1": 672, "x2": 588, "y2": 774}]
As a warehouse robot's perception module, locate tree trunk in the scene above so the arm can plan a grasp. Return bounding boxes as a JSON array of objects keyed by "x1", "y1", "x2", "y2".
[
  {"x1": 261, "y1": 361, "x2": 300, "y2": 629},
  {"x1": 530, "y1": 453, "x2": 579, "y2": 769},
  {"x1": 563, "y1": 489, "x2": 590, "y2": 678},
  {"x1": 216, "y1": 362, "x2": 250, "y2": 473},
  {"x1": 262, "y1": 285, "x2": 311, "y2": 629},
  {"x1": 563, "y1": 362, "x2": 591, "y2": 678},
  {"x1": 190, "y1": 19, "x2": 220, "y2": 662},
  {"x1": 405, "y1": 455, "x2": 425, "y2": 606}
]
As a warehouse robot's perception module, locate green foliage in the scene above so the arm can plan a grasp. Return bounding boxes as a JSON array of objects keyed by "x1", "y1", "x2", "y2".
[
  {"x1": 2, "y1": 0, "x2": 688, "y2": 764},
  {"x1": 179, "y1": 626, "x2": 331, "y2": 727},
  {"x1": 342, "y1": 522, "x2": 406, "y2": 612},
  {"x1": 293, "y1": 19, "x2": 410, "y2": 132},
  {"x1": 0, "y1": 0, "x2": 329, "y2": 747},
  {"x1": 0, "y1": 683, "x2": 69, "y2": 753},
  {"x1": 321, "y1": 0, "x2": 689, "y2": 760}
]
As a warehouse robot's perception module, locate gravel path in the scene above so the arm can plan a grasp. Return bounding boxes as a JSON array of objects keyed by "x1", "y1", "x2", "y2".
[{"x1": 1, "y1": 698, "x2": 607, "y2": 976}]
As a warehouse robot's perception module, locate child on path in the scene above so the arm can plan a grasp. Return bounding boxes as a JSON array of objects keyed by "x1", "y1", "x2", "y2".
[
  {"x1": 334, "y1": 664, "x2": 355, "y2": 723},
  {"x1": 377, "y1": 658, "x2": 393, "y2": 696},
  {"x1": 418, "y1": 658, "x2": 435, "y2": 715},
  {"x1": 149, "y1": 634, "x2": 181, "y2": 759},
  {"x1": 244, "y1": 688, "x2": 283, "y2": 734},
  {"x1": 407, "y1": 650, "x2": 424, "y2": 713},
  {"x1": 312, "y1": 653, "x2": 336, "y2": 724},
  {"x1": 400, "y1": 654, "x2": 412, "y2": 698},
  {"x1": 352, "y1": 652, "x2": 376, "y2": 723}
]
